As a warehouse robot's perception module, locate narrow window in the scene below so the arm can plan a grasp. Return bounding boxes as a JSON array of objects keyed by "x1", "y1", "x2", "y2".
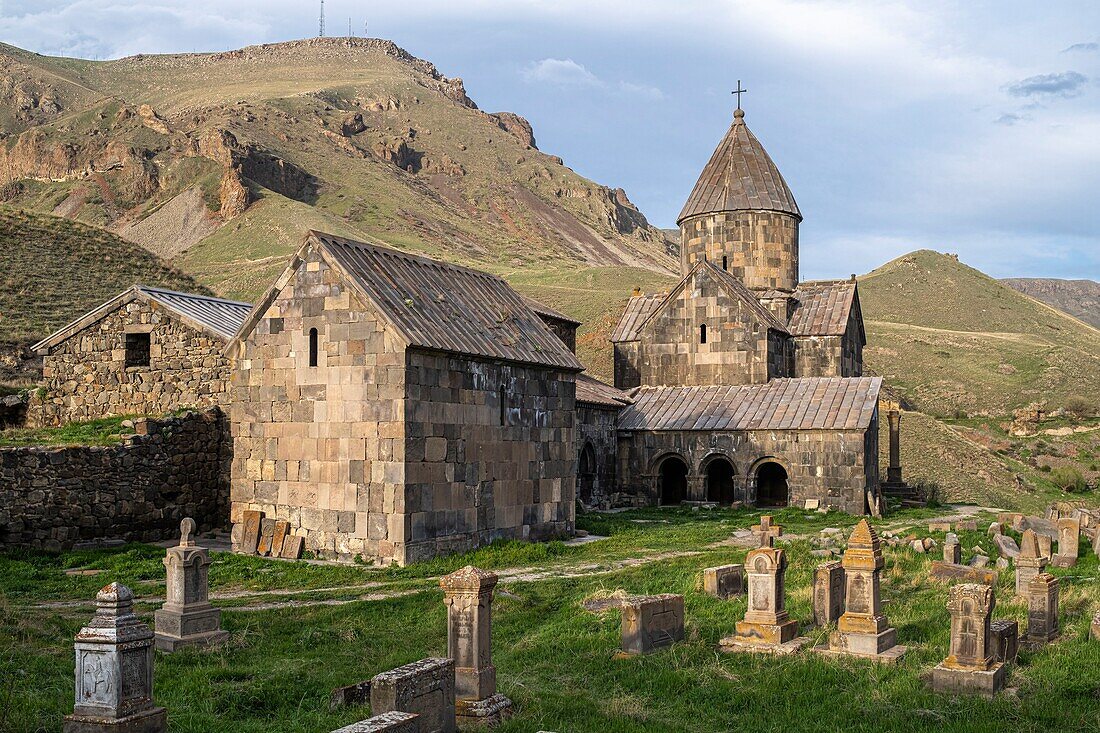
[
  {"x1": 722, "y1": 255, "x2": 728, "y2": 270},
  {"x1": 499, "y1": 386, "x2": 508, "y2": 426},
  {"x1": 308, "y1": 328, "x2": 319, "y2": 367},
  {"x1": 700, "y1": 324, "x2": 707, "y2": 344},
  {"x1": 125, "y1": 332, "x2": 150, "y2": 368}
]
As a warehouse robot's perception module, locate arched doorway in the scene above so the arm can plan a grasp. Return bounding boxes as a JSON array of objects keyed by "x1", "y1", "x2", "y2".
[
  {"x1": 756, "y1": 461, "x2": 789, "y2": 507},
  {"x1": 705, "y1": 457, "x2": 737, "y2": 505},
  {"x1": 658, "y1": 455, "x2": 688, "y2": 506},
  {"x1": 578, "y1": 443, "x2": 596, "y2": 506}
]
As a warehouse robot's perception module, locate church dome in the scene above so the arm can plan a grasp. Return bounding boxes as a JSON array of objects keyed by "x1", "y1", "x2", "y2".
[{"x1": 677, "y1": 109, "x2": 801, "y2": 224}]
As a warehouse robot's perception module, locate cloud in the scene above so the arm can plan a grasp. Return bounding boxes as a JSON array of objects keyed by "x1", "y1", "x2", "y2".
[
  {"x1": 1006, "y1": 71, "x2": 1088, "y2": 98},
  {"x1": 1063, "y1": 41, "x2": 1099, "y2": 53},
  {"x1": 994, "y1": 112, "x2": 1025, "y2": 125},
  {"x1": 618, "y1": 81, "x2": 664, "y2": 100},
  {"x1": 521, "y1": 58, "x2": 601, "y2": 87}
]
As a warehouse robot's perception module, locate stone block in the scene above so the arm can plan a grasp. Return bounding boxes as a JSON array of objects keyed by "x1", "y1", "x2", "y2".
[
  {"x1": 990, "y1": 620, "x2": 1018, "y2": 664},
  {"x1": 331, "y1": 711, "x2": 420, "y2": 733},
  {"x1": 930, "y1": 663, "x2": 1007, "y2": 697},
  {"x1": 955, "y1": 520, "x2": 978, "y2": 532},
  {"x1": 993, "y1": 534, "x2": 1020, "y2": 559},
  {"x1": 620, "y1": 594, "x2": 685, "y2": 654},
  {"x1": 331, "y1": 680, "x2": 373, "y2": 710},
  {"x1": 929, "y1": 562, "x2": 998, "y2": 585},
  {"x1": 281, "y1": 534, "x2": 304, "y2": 559},
  {"x1": 928, "y1": 522, "x2": 952, "y2": 532},
  {"x1": 702, "y1": 564, "x2": 744, "y2": 599},
  {"x1": 370, "y1": 658, "x2": 455, "y2": 733},
  {"x1": 271, "y1": 520, "x2": 290, "y2": 558},
  {"x1": 257, "y1": 518, "x2": 276, "y2": 556}
]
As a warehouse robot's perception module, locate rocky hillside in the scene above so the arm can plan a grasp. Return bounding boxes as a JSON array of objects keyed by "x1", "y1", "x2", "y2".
[
  {"x1": 0, "y1": 38, "x2": 677, "y2": 304},
  {"x1": 1002, "y1": 277, "x2": 1100, "y2": 329}
]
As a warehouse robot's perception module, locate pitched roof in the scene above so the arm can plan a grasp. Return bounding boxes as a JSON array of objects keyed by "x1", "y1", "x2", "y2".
[
  {"x1": 610, "y1": 293, "x2": 665, "y2": 342},
  {"x1": 32, "y1": 286, "x2": 253, "y2": 353},
  {"x1": 677, "y1": 109, "x2": 801, "y2": 224},
  {"x1": 521, "y1": 295, "x2": 581, "y2": 326},
  {"x1": 705, "y1": 261, "x2": 789, "y2": 332},
  {"x1": 575, "y1": 373, "x2": 632, "y2": 408},
  {"x1": 233, "y1": 232, "x2": 584, "y2": 372},
  {"x1": 617, "y1": 377, "x2": 882, "y2": 432},
  {"x1": 788, "y1": 281, "x2": 861, "y2": 339}
]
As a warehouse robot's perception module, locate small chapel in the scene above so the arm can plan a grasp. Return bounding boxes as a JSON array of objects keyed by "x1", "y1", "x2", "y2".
[{"x1": 605, "y1": 103, "x2": 883, "y2": 515}]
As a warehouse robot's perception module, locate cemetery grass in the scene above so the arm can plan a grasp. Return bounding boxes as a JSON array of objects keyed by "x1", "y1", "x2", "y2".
[{"x1": 2, "y1": 507, "x2": 1099, "y2": 733}]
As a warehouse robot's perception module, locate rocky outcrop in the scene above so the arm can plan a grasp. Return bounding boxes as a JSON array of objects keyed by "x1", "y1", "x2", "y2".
[
  {"x1": 219, "y1": 166, "x2": 251, "y2": 219},
  {"x1": 137, "y1": 104, "x2": 171, "y2": 135},
  {"x1": 341, "y1": 112, "x2": 367, "y2": 136},
  {"x1": 194, "y1": 126, "x2": 317, "y2": 203},
  {"x1": 489, "y1": 112, "x2": 537, "y2": 149}
]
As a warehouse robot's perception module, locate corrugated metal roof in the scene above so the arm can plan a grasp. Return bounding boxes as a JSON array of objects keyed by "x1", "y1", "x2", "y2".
[
  {"x1": 610, "y1": 293, "x2": 665, "y2": 342},
  {"x1": 140, "y1": 287, "x2": 253, "y2": 340},
  {"x1": 617, "y1": 377, "x2": 881, "y2": 432},
  {"x1": 788, "y1": 281, "x2": 856, "y2": 337},
  {"x1": 576, "y1": 373, "x2": 632, "y2": 408},
  {"x1": 677, "y1": 110, "x2": 801, "y2": 224},
  {"x1": 313, "y1": 233, "x2": 584, "y2": 372},
  {"x1": 521, "y1": 295, "x2": 581, "y2": 326}
]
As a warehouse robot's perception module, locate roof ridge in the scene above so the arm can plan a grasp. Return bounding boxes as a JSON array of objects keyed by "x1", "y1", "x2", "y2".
[
  {"x1": 137, "y1": 285, "x2": 253, "y2": 308},
  {"x1": 309, "y1": 230, "x2": 506, "y2": 286}
]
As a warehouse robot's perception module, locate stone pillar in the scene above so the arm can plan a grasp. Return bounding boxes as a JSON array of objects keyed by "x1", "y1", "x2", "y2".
[
  {"x1": 155, "y1": 518, "x2": 229, "y2": 652},
  {"x1": 930, "y1": 583, "x2": 1006, "y2": 696},
  {"x1": 1015, "y1": 529, "x2": 1047, "y2": 597},
  {"x1": 1052, "y1": 517, "x2": 1081, "y2": 567},
  {"x1": 687, "y1": 475, "x2": 706, "y2": 503},
  {"x1": 813, "y1": 561, "x2": 845, "y2": 626},
  {"x1": 64, "y1": 583, "x2": 167, "y2": 733},
  {"x1": 943, "y1": 533, "x2": 961, "y2": 564},
  {"x1": 439, "y1": 566, "x2": 512, "y2": 725},
  {"x1": 719, "y1": 546, "x2": 805, "y2": 653},
  {"x1": 1024, "y1": 572, "x2": 1059, "y2": 646},
  {"x1": 886, "y1": 410, "x2": 902, "y2": 484}
]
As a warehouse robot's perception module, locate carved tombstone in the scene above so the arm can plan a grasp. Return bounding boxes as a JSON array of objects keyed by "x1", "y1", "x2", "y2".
[
  {"x1": 1015, "y1": 529, "x2": 1047, "y2": 597},
  {"x1": 1051, "y1": 517, "x2": 1081, "y2": 567},
  {"x1": 943, "y1": 533, "x2": 961, "y2": 565},
  {"x1": 239, "y1": 509, "x2": 263, "y2": 555},
  {"x1": 720, "y1": 546, "x2": 803, "y2": 653},
  {"x1": 370, "y1": 658, "x2": 455, "y2": 733},
  {"x1": 702, "y1": 564, "x2": 744, "y2": 599},
  {"x1": 813, "y1": 561, "x2": 845, "y2": 626},
  {"x1": 1024, "y1": 572, "x2": 1059, "y2": 646},
  {"x1": 816, "y1": 519, "x2": 906, "y2": 662},
  {"x1": 1036, "y1": 533, "x2": 1053, "y2": 561},
  {"x1": 155, "y1": 518, "x2": 229, "y2": 652},
  {"x1": 750, "y1": 515, "x2": 782, "y2": 546},
  {"x1": 439, "y1": 566, "x2": 512, "y2": 725},
  {"x1": 620, "y1": 594, "x2": 685, "y2": 655},
  {"x1": 990, "y1": 620, "x2": 1019, "y2": 664},
  {"x1": 64, "y1": 583, "x2": 167, "y2": 733},
  {"x1": 930, "y1": 583, "x2": 1006, "y2": 696},
  {"x1": 331, "y1": 711, "x2": 420, "y2": 733}
]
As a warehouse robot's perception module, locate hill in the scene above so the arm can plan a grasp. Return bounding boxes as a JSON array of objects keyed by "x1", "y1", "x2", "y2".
[
  {"x1": 1002, "y1": 277, "x2": 1100, "y2": 329},
  {"x1": 0, "y1": 207, "x2": 206, "y2": 382},
  {"x1": 858, "y1": 249, "x2": 1100, "y2": 417}
]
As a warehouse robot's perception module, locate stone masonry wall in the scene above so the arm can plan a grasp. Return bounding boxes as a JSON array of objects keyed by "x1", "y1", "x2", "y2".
[
  {"x1": 576, "y1": 403, "x2": 618, "y2": 508},
  {"x1": 31, "y1": 299, "x2": 233, "y2": 427},
  {"x1": 0, "y1": 408, "x2": 229, "y2": 550},
  {"x1": 679, "y1": 211, "x2": 799, "y2": 291}
]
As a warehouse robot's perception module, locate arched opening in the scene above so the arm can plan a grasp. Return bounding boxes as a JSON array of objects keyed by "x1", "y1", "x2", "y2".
[
  {"x1": 658, "y1": 455, "x2": 688, "y2": 506},
  {"x1": 722, "y1": 255, "x2": 728, "y2": 271},
  {"x1": 578, "y1": 443, "x2": 597, "y2": 506},
  {"x1": 705, "y1": 457, "x2": 737, "y2": 505},
  {"x1": 756, "y1": 461, "x2": 789, "y2": 507},
  {"x1": 308, "y1": 328, "x2": 319, "y2": 367},
  {"x1": 700, "y1": 324, "x2": 707, "y2": 344}
]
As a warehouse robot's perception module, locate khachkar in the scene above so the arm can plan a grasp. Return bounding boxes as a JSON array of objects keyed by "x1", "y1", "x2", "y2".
[
  {"x1": 930, "y1": 583, "x2": 1007, "y2": 696},
  {"x1": 815, "y1": 519, "x2": 907, "y2": 662},
  {"x1": 439, "y1": 566, "x2": 513, "y2": 726},
  {"x1": 64, "y1": 583, "x2": 167, "y2": 733},
  {"x1": 1015, "y1": 529, "x2": 1047, "y2": 597},
  {"x1": 154, "y1": 518, "x2": 229, "y2": 651},
  {"x1": 719, "y1": 545, "x2": 807, "y2": 654},
  {"x1": 1024, "y1": 572, "x2": 1059, "y2": 647}
]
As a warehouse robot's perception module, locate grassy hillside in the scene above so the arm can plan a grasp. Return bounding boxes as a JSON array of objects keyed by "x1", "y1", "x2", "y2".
[{"x1": 859, "y1": 250, "x2": 1100, "y2": 416}]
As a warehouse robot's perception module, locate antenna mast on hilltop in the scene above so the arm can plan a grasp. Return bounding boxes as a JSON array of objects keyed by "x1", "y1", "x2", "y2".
[
  {"x1": 349, "y1": 17, "x2": 353, "y2": 38},
  {"x1": 318, "y1": 0, "x2": 325, "y2": 37}
]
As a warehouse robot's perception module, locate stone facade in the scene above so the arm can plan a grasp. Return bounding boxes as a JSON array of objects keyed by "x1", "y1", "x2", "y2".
[
  {"x1": 575, "y1": 402, "x2": 618, "y2": 509},
  {"x1": 792, "y1": 319, "x2": 862, "y2": 377},
  {"x1": 679, "y1": 211, "x2": 799, "y2": 292},
  {"x1": 0, "y1": 408, "x2": 229, "y2": 550}
]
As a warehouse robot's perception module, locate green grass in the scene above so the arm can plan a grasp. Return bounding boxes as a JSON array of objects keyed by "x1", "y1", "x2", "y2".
[
  {"x1": 4, "y1": 508, "x2": 1099, "y2": 732},
  {"x1": 0, "y1": 414, "x2": 139, "y2": 447}
]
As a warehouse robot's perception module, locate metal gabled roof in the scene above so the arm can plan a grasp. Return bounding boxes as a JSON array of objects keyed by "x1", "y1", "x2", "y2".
[
  {"x1": 788, "y1": 280, "x2": 864, "y2": 343},
  {"x1": 575, "y1": 373, "x2": 632, "y2": 408}
]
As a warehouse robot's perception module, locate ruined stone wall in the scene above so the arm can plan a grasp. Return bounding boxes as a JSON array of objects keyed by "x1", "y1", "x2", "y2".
[
  {"x1": 229, "y1": 248, "x2": 407, "y2": 563},
  {"x1": 576, "y1": 403, "x2": 618, "y2": 509},
  {"x1": 617, "y1": 424, "x2": 876, "y2": 515},
  {"x1": 400, "y1": 350, "x2": 576, "y2": 564},
  {"x1": 0, "y1": 408, "x2": 229, "y2": 550},
  {"x1": 31, "y1": 300, "x2": 232, "y2": 427},
  {"x1": 679, "y1": 211, "x2": 799, "y2": 290}
]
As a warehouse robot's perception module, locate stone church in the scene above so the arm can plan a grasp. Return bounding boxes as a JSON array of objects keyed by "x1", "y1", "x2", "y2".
[{"x1": 606, "y1": 106, "x2": 882, "y2": 515}]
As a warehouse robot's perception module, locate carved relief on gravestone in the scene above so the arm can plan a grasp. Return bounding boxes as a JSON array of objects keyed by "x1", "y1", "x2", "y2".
[
  {"x1": 1024, "y1": 572, "x2": 1059, "y2": 646},
  {"x1": 620, "y1": 594, "x2": 686, "y2": 655},
  {"x1": 930, "y1": 582, "x2": 1006, "y2": 696},
  {"x1": 1051, "y1": 517, "x2": 1080, "y2": 567},
  {"x1": 1015, "y1": 529, "x2": 1046, "y2": 597},
  {"x1": 370, "y1": 658, "x2": 456, "y2": 733},
  {"x1": 155, "y1": 518, "x2": 229, "y2": 652},
  {"x1": 813, "y1": 561, "x2": 844, "y2": 626},
  {"x1": 720, "y1": 546, "x2": 803, "y2": 652}
]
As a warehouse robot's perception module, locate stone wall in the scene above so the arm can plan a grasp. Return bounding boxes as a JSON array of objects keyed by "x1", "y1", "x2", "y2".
[
  {"x1": 792, "y1": 314, "x2": 863, "y2": 378},
  {"x1": 0, "y1": 408, "x2": 229, "y2": 550},
  {"x1": 31, "y1": 299, "x2": 233, "y2": 426},
  {"x1": 576, "y1": 402, "x2": 619, "y2": 508},
  {"x1": 679, "y1": 211, "x2": 799, "y2": 291}
]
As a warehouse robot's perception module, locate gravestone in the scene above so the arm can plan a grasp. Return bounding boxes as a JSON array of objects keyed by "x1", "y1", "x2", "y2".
[
  {"x1": 990, "y1": 620, "x2": 1018, "y2": 664},
  {"x1": 1015, "y1": 529, "x2": 1047, "y2": 597},
  {"x1": 720, "y1": 546, "x2": 805, "y2": 654},
  {"x1": 63, "y1": 583, "x2": 167, "y2": 733},
  {"x1": 439, "y1": 566, "x2": 512, "y2": 725},
  {"x1": 257, "y1": 518, "x2": 276, "y2": 556},
  {"x1": 371, "y1": 658, "x2": 455, "y2": 733},
  {"x1": 154, "y1": 518, "x2": 228, "y2": 652},
  {"x1": 930, "y1": 562, "x2": 997, "y2": 585},
  {"x1": 1051, "y1": 517, "x2": 1080, "y2": 567},
  {"x1": 928, "y1": 522, "x2": 952, "y2": 532},
  {"x1": 813, "y1": 561, "x2": 845, "y2": 626},
  {"x1": 620, "y1": 594, "x2": 685, "y2": 655},
  {"x1": 930, "y1": 583, "x2": 1006, "y2": 696},
  {"x1": 943, "y1": 533, "x2": 961, "y2": 564},
  {"x1": 330, "y1": 680, "x2": 373, "y2": 710},
  {"x1": 332, "y1": 711, "x2": 420, "y2": 732},
  {"x1": 1092, "y1": 611, "x2": 1100, "y2": 642},
  {"x1": 815, "y1": 520, "x2": 906, "y2": 663},
  {"x1": 702, "y1": 564, "x2": 744, "y2": 599},
  {"x1": 281, "y1": 533, "x2": 305, "y2": 559},
  {"x1": 271, "y1": 520, "x2": 291, "y2": 558},
  {"x1": 1024, "y1": 573, "x2": 1059, "y2": 647},
  {"x1": 750, "y1": 515, "x2": 782, "y2": 546},
  {"x1": 993, "y1": 534, "x2": 1020, "y2": 560},
  {"x1": 956, "y1": 520, "x2": 978, "y2": 532},
  {"x1": 1036, "y1": 533, "x2": 1053, "y2": 561},
  {"x1": 240, "y1": 509, "x2": 263, "y2": 554}
]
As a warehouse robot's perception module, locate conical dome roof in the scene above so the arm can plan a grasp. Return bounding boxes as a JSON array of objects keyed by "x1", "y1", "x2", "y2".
[{"x1": 677, "y1": 109, "x2": 801, "y2": 224}]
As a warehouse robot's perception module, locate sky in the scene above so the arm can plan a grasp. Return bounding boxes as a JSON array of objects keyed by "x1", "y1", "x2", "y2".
[{"x1": 2, "y1": 1, "x2": 1100, "y2": 280}]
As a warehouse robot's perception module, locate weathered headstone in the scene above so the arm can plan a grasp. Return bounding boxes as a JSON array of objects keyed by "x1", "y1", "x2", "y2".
[
  {"x1": 702, "y1": 564, "x2": 744, "y2": 599},
  {"x1": 1015, "y1": 529, "x2": 1047, "y2": 597},
  {"x1": 281, "y1": 533, "x2": 305, "y2": 560},
  {"x1": 930, "y1": 583, "x2": 1006, "y2": 696},
  {"x1": 1051, "y1": 517, "x2": 1081, "y2": 567},
  {"x1": 813, "y1": 561, "x2": 845, "y2": 627},
  {"x1": 240, "y1": 509, "x2": 263, "y2": 554},
  {"x1": 928, "y1": 522, "x2": 952, "y2": 533},
  {"x1": 993, "y1": 534, "x2": 1019, "y2": 560},
  {"x1": 439, "y1": 566, "x2": 512, "y2": 725},
  {"x1": 63, "y1": 583, "x2": 167, "y2": 733},
  {"x1": 990, "y1": 620, "x2": 1018, "y2": 664},
  {"x1": 956, "y1": 520, "x2": 978, "y2": 532},
  {"x1": 271, "y1": 520, "x2": 290, "y2": 558},
  {"x1": 1024, "y1": 572, "x2": 1059, "y2": 647},
  {"x1": 815, "y1": 520, "x2": 906, "y2": 663},
  {"x1": 943, "y1": 533, "x2": 961, "y2": 564},
  {"x1": 1036, "y1": 533, "x2": 1052, "y2": 561},
  {"x1": 154, "y1": 518, "x2": 228, "y2": 652},
  {"x1": 620, "y1": 594, "x2": 685, "y2": 655},
  {"x1": 929, "y1": 561, "x2": 998, "y2": 585},
  {"x1": 750, "y1": 515, "x2": 782, "y2": 546},
  {"x1": 257, "y1": 518, "x2": 276, "y2": 556},
  {"x1": 331, "y1": 711, "x2": 420, "y2": 732},
  {"x1": 371, "y1": 658, "x2": 455, "y2": 733},
  {"x1": 720, "y1": 546, "x2": 805, "y2": 654}
]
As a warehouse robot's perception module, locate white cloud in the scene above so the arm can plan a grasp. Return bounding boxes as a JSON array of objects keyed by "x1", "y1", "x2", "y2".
[
  {"x1": 521, "y1": 58, "x2": 601, "y2": 87},
  {"x1": 618, "y1": 81, "x2": 664, "y2": 100}
]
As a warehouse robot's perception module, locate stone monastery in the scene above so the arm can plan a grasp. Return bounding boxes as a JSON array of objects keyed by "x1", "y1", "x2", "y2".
[{"x1": 27, "y1": 106, "x2": 882, "y2": 564}]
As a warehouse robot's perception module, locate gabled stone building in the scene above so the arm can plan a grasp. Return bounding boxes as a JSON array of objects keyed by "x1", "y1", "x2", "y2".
[
  {"x1": 30, "y1": 286, "x2": 252, "y2": 426},
  {"x1": 226, "y1": 232, "x2": 583, "y2": 564},
  {"x1": 609, "y1": 106, "x2": 881, "y2": 514}
]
